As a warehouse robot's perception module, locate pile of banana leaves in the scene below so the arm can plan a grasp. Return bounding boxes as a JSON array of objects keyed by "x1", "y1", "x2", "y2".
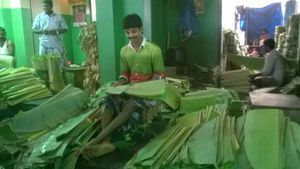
[
  {"x1": 179, "y1": 88, "x2": 239, "y2": 114},
  {"x1": 0, "y1": 85, "x2": 94, "y2": 169},
  {"x1": 166, "y1": 77, "x2": 190, "y2": 94},
  {"x1": 32, "y1": 54, "x2": 65, "y2": 93},
  {"x1": 124, "y1": 88, "x2": 239, "y2": 169},
  {"x1": 190, "y1": 65, "x2": 219, "y2": 87},
  {"x1": 0, "y1": 67, "x2": 52, "y2": 107},
  {"x1": 227, "y1": 54, "x2": 264, "y2": 71},
  {"x1": 125, "y1": 94, "x2": 300, "y2": 169},
  {"x1": 223, "y1": 29, "x2": 242, "y2": 55},
  {"x1": 3, "y1": 79, "x2": 300, "y2": 169},
  {"x1": 220, "y1": 69, "x2": 251, "y2": 93},
  {"x1": 106, "y1": 80, "x2": 181, "y2": 110},
  {"x1": 0, "y1": 80, "x2": 181, "y2": 169}
]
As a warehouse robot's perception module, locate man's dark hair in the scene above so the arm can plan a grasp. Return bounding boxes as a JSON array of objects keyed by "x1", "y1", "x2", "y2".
[
  {"x1": 123, "y1": 14, "x2": 142, "y2": 29},
  {"x1": 263, "y1": 38, "x2": 275, "y2": 50},
  {"x1": 42, "y1": 0, "x2": 53, "y2": 6},
  {"x1": 0, "y1": 27, "x2": 5, "y2": 32}
]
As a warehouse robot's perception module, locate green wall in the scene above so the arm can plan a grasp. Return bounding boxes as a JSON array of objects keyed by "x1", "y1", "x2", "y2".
[
  {"x1": 150, "y1": 0, "x2": 184, "y2": 61},
  {"x1": 96, "y1": 0, "x2": 144, "y2": 84},
  {"x1": 97, "y1": 0, "x2": 221, "y2": 84},
  {"x1": 0, "y1": 8, "x2": 34, "y2": 67},
  {"x1": 151, "y1": 0, "x2": 222, "y2": 68},
  {"x1": 186, "y1": 0, "x2": 222, "y2": 68},
  {"x1": 62, "y1": 15, "x2": 74, "y2": 63}
]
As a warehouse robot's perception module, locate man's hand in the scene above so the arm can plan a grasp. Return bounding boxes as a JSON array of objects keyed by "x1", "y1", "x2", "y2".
[
  {"x1": 42, "y1": 29, "x2": 58, "y2": 35},
  {"x1": 249, "y1": 73, "x2": 262, "y2": 81},
  {"x1": 42, "y1": 29, "x2": 49, "y2": 35},
  {"x1": 112, "y1": 79, "x2": 127, "y2": 87}
]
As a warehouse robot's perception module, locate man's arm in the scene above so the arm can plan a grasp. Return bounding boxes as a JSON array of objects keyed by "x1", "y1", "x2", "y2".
[
  {"x1": 40, "y1": 15, "x2": 68, "y2": 35},
  {"x1": 32, "y1": 15, "x2": 42, "y2": 34},
  {"x1": 32, "y1": 14, "x2": 68, "y2": 35},
  {"x1": 32, "y1": 29, "x2": 43, "y2": 34},
  {"x1": 260, "y1": 52, "x2": 276, "y2": 76},
  {"x1": 115, "y1": 51, "x2": 130, "y2": 86},
  {"x1": 33, "y1": 28, "x2": 67, "y2": 35},
  {"x1": 58, "y1": 15, "x2": 68, "y2": 34},
  {"x1": 151, "y1": 47, "x2": 166, "y2": 80},
  {"x1": 112, "y1": 78, "x2": 127, "y2": 87}
]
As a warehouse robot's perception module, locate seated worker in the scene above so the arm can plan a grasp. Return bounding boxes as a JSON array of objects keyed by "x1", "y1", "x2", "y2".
[
  {"x1": 82, "y1": 13, "x2": 165, "y2": 159},
  {"x1": 249, "y1": 47, "x2": 259, "y2": 57},
  {"x1": 0, "y1": 27, "x2": 15, "y2": 68},
  {"x1": 258, "y1": 29, "x2": 270, "y2": 56},
  {"x1": 259, "y1": 29, "x2": 270, "y2": 47},
  {"x1": 249, "y1": 39, "x2": 284, "y2": 89}
]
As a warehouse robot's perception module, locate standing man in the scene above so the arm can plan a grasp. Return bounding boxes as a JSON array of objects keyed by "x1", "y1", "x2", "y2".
[
  {"x1": 0, "y1": 27, "x2": 15, "y2": 68},
  {"x1": 82, "y1": 13, "x2": 165, "y2": 159},
  {"x1": 250, "y1": 38, "x2": 284, "y2": 88},
  {"x1": 32, "y1": 0, "x2": 68, "y2": 64}
]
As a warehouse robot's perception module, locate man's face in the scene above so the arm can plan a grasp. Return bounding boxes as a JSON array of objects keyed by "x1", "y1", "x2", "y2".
[
  {"x1": 42, "y1": 3, "x2": 53, "y2": 14},
  {"x1": 0, "y1": 31, "x2": 6, "y2": 41},
  {"x1": 124, "y1": 27, "x2": 143, "y2": 43}
]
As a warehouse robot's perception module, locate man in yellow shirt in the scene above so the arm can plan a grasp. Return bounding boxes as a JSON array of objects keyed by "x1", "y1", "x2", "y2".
[{"x1": 82, "y1": 14, "x2": 165, "y2": 159}]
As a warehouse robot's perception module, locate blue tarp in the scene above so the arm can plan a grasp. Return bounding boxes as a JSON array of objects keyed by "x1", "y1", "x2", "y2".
[
  {"x1": 239, "y1": 3, "x2": 283, "y2": 44},
  {"x1": 179, "y1": 0, "x2": 200, "y2": 38}
]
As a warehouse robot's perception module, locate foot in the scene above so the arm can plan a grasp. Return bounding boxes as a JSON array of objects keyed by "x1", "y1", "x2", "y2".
[{"x1": 82, "y1": 142, "x2": 116, "y2": 160}]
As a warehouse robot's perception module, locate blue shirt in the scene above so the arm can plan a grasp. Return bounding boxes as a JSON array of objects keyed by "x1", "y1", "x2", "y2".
[{"x1": 32, "y1": 12, "x2": 68, "y2": 48}]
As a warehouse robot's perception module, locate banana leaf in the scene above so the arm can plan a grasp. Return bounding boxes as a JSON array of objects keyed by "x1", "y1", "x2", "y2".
[
  {"x1": 0, "y1": 67, "x2": 52, "y2": 106},
  {"x1": 32, "y1": 55, "x2": 47, "y2": 71},
  {"x1": 166, "y1": 77, "x2": 190, "y2": 94},
  {"x1": 244, "y1": 109, "x2": 284, "y2": 169},
  {"x1": 0, "y1": 85, "x2": 89, "y2": 145},
  {"x1": 25, "y1": 109, "x2": 96, "y2": 168},
  {"x1": 126, "y1": 111, "x2": 204, "y2": 169},
  {"x1": 284, "y1": 120, "x2": 300, "y2": 169},
  {"x1": 28, "y1": 109, "x2": 95, "y2": 159},
  {"x1": 47, "y1": 54, "x2": 65, "y2": 93},
  {"x1": 235, "y1": 138, "x2": 253, "y2": 169},
  {"x1": 107, "y1": 80, "x2": 181, "y2": 110},
  {"x1": 187, "y1": 118, "x2": 218, "y2": 166},
  {"x1": 59, "y1": 120, "x2": 99, "y2": 169},
  {"x1": 291, "y1": 122, "x2": 300, "y2": 152},
  {"x1": 12, "y1": 87, "x2": 89, "y2": 134},
  {"x1": 180, "y1": 105, "x2": 235, "y2": 168},
  {"x1": 228, "y1": 54, "x2": 264, "y2": 70},
  {"x1": 217, "y1": 116, "x2": 235, "y2": 164},
  {"x1": 179, "y1": 89, "x2": 235, "y2": 114},
  {"x1": 135, "y1": 126, "x2": 180, "y2": 164}
]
